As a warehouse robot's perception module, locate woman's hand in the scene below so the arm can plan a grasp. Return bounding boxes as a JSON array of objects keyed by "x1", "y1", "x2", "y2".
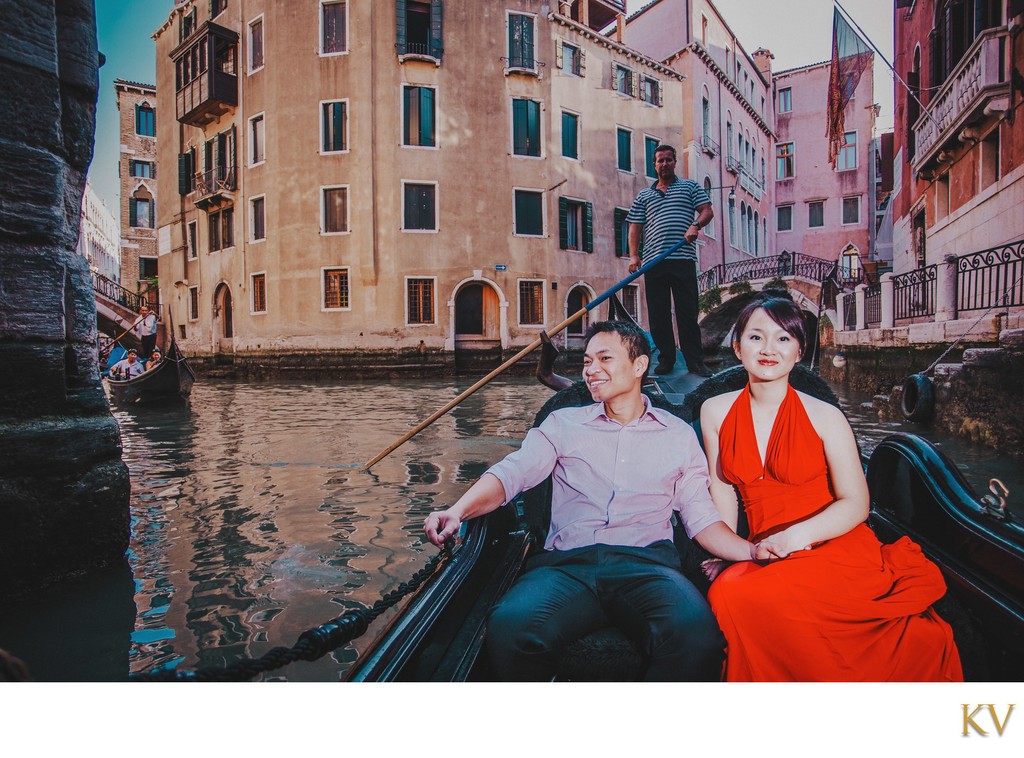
[
  {"x1": 753, "y1": 524, "x2": 813, "y2": 562},
  {"x1": 701, "y1": 558, "x2": 731, "y2": 582}
]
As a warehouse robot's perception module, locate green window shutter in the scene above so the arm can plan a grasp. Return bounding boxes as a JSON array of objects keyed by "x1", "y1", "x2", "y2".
[
  {"x1": 561, "y1": 112, "x2": 576, "y2": 158},
  {"x1": 614, "y1": 208, "x2": 628, "y2": 256},
  {"x1": 558, "y1": 196, "x2": 568, "y2": 249},
  {"x1": 527, "y1": 100, "x2": 539, "y2": 156},
  {"x1": 583, "y1": 202, "x2": 593, "y2": 253},
  {"x1": 430, "y1": 0, "x2": 443, "y2": 58},
  {"x1": 134, "y1": 104, "x2": 140, "y2": 133},
  {"x1": 178, "y1": 152, "x2": 193, "y2": 195},
  {"x1": 512, "y1": 99, "x2": 527, "y2": 154},
  {"x1": 617, "y1": 130, "x2": 631, "y2": 171},
  {"x1": 129, "y1": 199, "x2": 138, "y2": 227},
  {"x1": 420, "y1": 87, "x2": 435, "y2": 146},
  {"x1": 395, "y1": 0, "x2": 407, "y2": 55},
  {"x1": 515, "y1": 191, "x2": 542, "y2": 236}
]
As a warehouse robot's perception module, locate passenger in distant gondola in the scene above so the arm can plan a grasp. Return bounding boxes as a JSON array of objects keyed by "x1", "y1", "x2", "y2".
[
  {"x1": 110, "y1": 348, "x2": 145, "y2": 380},
  {"x1": 144, "y1": 348, "x2": 163, "y2": 372},
  {"x1": 137, "y1": 305, "x2": 158, "y2": 359},
  {"x1": 424, "y1": 320, "x2": 760, "y2": 681}
]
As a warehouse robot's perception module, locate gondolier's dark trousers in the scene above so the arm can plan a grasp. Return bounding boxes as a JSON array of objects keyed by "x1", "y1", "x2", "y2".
[
  {"x1": 485, "y1": 540, "x2": 724, "y2": 681},
  {"x1": 644, "y1": 259, "x2": 704, "y2": 370},
  {"x1": 141, "y1": 333, "x2": 156, "y2": 359}
]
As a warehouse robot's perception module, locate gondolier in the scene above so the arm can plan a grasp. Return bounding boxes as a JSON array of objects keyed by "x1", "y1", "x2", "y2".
[{"x1": 136, "y1": 305, "x2": 158, "y2": 359}]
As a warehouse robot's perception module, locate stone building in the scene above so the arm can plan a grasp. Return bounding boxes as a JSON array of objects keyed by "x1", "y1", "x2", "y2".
[
  {"x1": 151, "y1": 0, "x2": 686, "y2": 364},
  {"x1": 623, "y1": 0, "x2": 775, "y2": 271},
  {"x1": 115, "y1": 79, "x2": 159, "y2": 307},
  {"x1": 0, "y1": 0, "x2": 130, "y2": 597},
  {"x1": 892, "y1": 0, "x2": 1024, "y2": 274},
  {"x1": 771, "y1": 58, "x2": 876, "y2": 281},
  {"x1": 77, "y1": 178, "x2": 121, "y2": 283}
]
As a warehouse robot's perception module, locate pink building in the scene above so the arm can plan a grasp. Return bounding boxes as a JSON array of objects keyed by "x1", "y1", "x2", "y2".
[{"x1": 772, "y1": 59, "x2": 876, "y2": 282}]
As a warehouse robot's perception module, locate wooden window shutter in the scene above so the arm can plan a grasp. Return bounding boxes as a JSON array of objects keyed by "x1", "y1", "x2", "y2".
[
  {"x1": 656, "y1": 79, "x2": 663, "y2": 106},
  {"x1": 630, "y1": 71, "x2": 638, "y2": 98},
  {"x1": 420, "y1": 87, "x2": 435, "y2": 146},
  {"x1": 178, "y1": 152, "x2": 193, "y2": 195},
  {"x1": 395, "y1": 0, "x2": 407, "y2": 55},
  {"x1": 430, "y1": 0, "x2": 443, "y2": 58},
  {"x1": 578, "y1": 49, "x2": 586, "y2": 76},
  {"x1": 129, "y1": 199, "x2": 138, "y2": 227},
  {"x1": 558, "y1": 196, "x2": 569, "y2": 249},
  {"x1": 512, "y1": 99, "x2": 528, "y2": 154},
  {"x1": 583, "y1": 202, "x2": 594, "y2": 253},
  {"x1": 555, "y1": 40, "x2": 563, "y2": 70},
  {"x1": 610, "y1": 60, "x2": 616, "y2": 88}
]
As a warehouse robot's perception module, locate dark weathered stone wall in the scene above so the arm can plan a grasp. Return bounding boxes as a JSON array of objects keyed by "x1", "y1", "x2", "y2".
[{"x1": 0, "y1": 0, "x2": 130, "y2": 598}]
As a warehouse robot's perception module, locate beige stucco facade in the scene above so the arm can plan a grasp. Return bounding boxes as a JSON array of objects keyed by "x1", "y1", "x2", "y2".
[{"x1": 153, "y1": 0, "x2": 686, "y2": 359}]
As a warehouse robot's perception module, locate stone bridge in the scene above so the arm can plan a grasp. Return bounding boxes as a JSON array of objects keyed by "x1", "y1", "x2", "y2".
[{"x1": 92, "y1": 272, "x2": 166, "y2": 352}]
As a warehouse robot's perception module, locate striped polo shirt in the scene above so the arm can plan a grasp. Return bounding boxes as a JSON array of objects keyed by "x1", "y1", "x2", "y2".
[{"x1": 626, "y1": 177, "x2": 711, "y2": 263}]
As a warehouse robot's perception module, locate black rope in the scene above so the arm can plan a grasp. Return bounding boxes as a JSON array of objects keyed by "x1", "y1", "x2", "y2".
[{"x1": 130, "y1": 548, "x2": 450, "y2": 682}]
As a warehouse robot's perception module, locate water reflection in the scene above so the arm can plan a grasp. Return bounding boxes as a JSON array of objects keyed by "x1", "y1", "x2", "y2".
[{"x1": 0, "y1": 373, "x2": 1018, "y2": 682}]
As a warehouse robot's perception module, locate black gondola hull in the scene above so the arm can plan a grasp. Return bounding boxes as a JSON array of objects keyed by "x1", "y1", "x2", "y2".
[{"x1": 106, "y1": 342, "x2": 196, "y2": 405}]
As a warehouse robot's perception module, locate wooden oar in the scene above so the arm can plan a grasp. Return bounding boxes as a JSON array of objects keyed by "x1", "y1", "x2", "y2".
[{"x1": 360, "y1": 239, "x2": 691, "y2": 470}]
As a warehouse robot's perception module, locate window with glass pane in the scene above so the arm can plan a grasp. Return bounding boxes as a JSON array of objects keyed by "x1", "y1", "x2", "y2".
[
  {"x1": 837, "y1": 131, "x2": 857, "y2": 171},
  {"x1": 407, "y1": 278, "x2": 434, "y2": 324},
  {"x1": 778, "y1": 87, "x2": 792, "y2": 113},
  {"x1": 514, "y1": 190, "x2": 543, "y2": 236},
  {"x1": 518, "y1": 280, "x2": 543, "y2": 325},
  {"x1": 208, "y1": 211, "x2": 221, "y2": 251},
  {"x1": 614, "y1": 65, "x2": 632, "y2": 96},
  {"x1": 136, "y1": 105, "x2": 155, "y2": 137},
  {"x1": 842, "y1": 196, "x2": 860, "y2": 224},
  {"x1": 561, "y1": 42, "x2": 582, "y2": 76},
  {"x1": 559, "y1": 198, "x2": 592, "y2": 252},
  {"x1": 251, "y1": 196, "x2": 265, "y2": 241},
  {"x1": 777, "y1": 205, "x2": 793, "y2": 232},
  {"x1": 221, "y1": 206, "x2": 234, "y2": 247},
  {"x1": 252, "y1": 273, "x2": 267, "y2": 313},
  {"x1": 621, "y1": 284, "x2": 639, "y2": 319},
  {"x1": 322, "y1": 1, "x2": 347, "y2": 54},
  {"x1": 404, "y1": 183, "x2": 436, "y2": 230},
  {"x1": 508, "y1": 13, "x2": 535, "y2": 69},
  {"x1": 645, "y1": 137, "x2": 658, "y2": 178},
  {"x1": 130, "y1": 160, "x2": 154, "y2": 178},
  {"x1": 212, "y1": 0, "x2": 227, "y2": 16},
  {"x1": 512, "y1": 98, "x2": 540, "y2": 157},
  {"x1": 808, "y1": 201, "x2": 824, "y2": 228},
  {"x1": 702, "y1": 178, "x2": 715, "y2": 237},
  {"x1": 249, "y1": 18, "x2": 264, "y2": 70},
  {"x1": 617, "y1": 129, "x2": 632, "y2": 172},
  {"x1": 776, "y1": 142, "x2": 794, "y2": 179},
  {"x1": 323, "y1": 187, "x2": 348, "y2": 233},
  {"x1": 324, "y1": 269, "x2": 350, "y2": 309},
  {"x1": 250, "y1": 114, "x2": 264, "y2": 164},
  {"x1": 405, "y1": 1, "x2": 431, "y2": 55},
  {"x1": 403, "y1": 86, "x2": 435, "y2": 147},
  {"x1": 561, "y1": 112, "x2": 578, "y2": 159},
  {"x1": 639, "y1": 76, "x2": 659, "y2": 105},
  {"x1": 130, "y1": 197, "x2": 153, "y2": 228},
  {"x1": 322, "y1": 101, "x2": 347, "y2": 152}
]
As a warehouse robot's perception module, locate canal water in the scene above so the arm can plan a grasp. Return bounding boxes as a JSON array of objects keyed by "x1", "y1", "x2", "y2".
[{"x1": 1, "y1": 374, "x2": 1019, "y2": 682}]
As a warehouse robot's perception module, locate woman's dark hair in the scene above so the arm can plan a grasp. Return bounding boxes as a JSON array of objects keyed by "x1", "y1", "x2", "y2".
[
  {"x1": 731, "y1": 289, "x2": 808, "y2": 355},
  {"x1": 585, "y1": 320, "x2": 652, "y2": 362}
]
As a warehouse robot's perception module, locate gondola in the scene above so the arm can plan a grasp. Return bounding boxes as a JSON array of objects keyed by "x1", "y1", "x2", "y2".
[
  {"x1": 105, "y1": 338, "x2": 196, "y2": 405},
  {"x1": 346, "y1": 356, "x2": 1024, "y2": 682}
]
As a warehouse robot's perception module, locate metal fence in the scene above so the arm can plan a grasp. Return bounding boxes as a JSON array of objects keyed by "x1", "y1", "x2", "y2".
[
  {"x1": 957, "y1": 238, "x2": 1024, "y2": 314},
  {"x1": 864, "y1": 283, "x2": 881, "y2": 327},
  {"x1": 842, "y1": 292, "x2": 857, "y2": 330},
  {"x1": 92, "y1": 272, "x2": 146, "y2": 312},
  {"x1": 697, "y1": 252, "x2": 834, "y2": 292},
  {"x1": 893, "y1": 264, "x2": 936, "y2": 323}
]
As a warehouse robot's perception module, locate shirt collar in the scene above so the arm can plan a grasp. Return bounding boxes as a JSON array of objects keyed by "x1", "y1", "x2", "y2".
[
  {"x1": 650, "y1": 176, "x2": 680, "y2": 192},
  {"x1": 583, "y1": 395, "x2": 668, "y2": 428}
]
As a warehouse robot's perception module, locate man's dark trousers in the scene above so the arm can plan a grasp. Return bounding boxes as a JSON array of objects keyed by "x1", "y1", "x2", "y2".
[
  {"x1": 485, "y1": 541, "x2": 724, "y2": 681},
  {"x1": 644, "y1": 258, "x2": 704, "y2": 370},
  {"x1": 141, "y1": 333, "x2": 156, "y2": 360}
]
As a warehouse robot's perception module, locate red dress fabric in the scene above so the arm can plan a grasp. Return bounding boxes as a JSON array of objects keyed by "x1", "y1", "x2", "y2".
[{"x1": 707, "y1": 385, "x2": 963, "y2": 682}]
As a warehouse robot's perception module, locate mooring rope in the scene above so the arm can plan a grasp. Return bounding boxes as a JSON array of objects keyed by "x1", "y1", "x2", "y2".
[{"x1": 129, "y1": 547, "x2": 450, "y2": 682}]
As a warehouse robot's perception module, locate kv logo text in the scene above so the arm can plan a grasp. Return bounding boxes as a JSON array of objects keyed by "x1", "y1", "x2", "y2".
[{"x1": 962, "y1": 704, "x2": 1014, "y2": 736}]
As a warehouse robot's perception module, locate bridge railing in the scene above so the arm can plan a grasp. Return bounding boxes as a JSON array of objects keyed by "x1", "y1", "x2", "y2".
[
  {"x1": 697, "y1": 252, "x2": 838, "y2": 293},
  {"x1": 92, "y1": 271, "x2": 146, "y2": 313}
]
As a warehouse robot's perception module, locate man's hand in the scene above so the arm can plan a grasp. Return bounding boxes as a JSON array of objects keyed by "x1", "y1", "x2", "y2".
[
  {"x1": 752, "y1": 525, "x2": 812, "y2": 562},
  {"x1": 684, "y1": 224, "x2": 700, "y2": 244},
  {"x1": 424, "y1": 510, "x2": 461, "y2": 548},
  {"x1": 627, "y1": 254, "x2": 642, "y2": 274}
]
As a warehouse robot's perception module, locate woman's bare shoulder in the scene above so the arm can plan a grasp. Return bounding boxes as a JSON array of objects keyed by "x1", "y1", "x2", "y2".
[
  {"x1": 700, "y1": 389, "x2": 744, "y2": 425},
  {"x1": 794, "y1": 389, "x2": 849, "y2": 434}
]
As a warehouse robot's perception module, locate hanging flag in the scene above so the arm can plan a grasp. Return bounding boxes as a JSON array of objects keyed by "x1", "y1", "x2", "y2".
[{"x1": 826, "y1": 7, "x2": 873, "y2": 168}]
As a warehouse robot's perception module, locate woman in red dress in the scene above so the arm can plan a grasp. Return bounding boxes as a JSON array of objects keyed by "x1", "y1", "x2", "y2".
[{"x1": 699, "y1": 292, "x2": 962, "y2": 681}]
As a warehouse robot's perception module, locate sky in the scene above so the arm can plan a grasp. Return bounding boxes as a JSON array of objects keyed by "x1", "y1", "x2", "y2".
[{"x1": 88, "y1": 0, "x2": 896, "y2": 225}]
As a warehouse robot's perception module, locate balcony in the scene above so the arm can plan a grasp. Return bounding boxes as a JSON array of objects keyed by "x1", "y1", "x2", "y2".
[
  {"x1": 701, "y1": 135, "x2": 720, "y2": 156},
  {"x1": 192, "y1": 166, "x2": 236, "y2": 210},
  {"x1": 172, "y1": 22, "x2": 239, "y2": 127},
  {"x1": 912, "y1": 27, "x2": 1010, "y2": 171},
  {"x1": 738, "y1": 166, "x2": 764, "y2": 201},
  {"x1": 725, "y1": 156, "x2": 740, "y2": 174}
]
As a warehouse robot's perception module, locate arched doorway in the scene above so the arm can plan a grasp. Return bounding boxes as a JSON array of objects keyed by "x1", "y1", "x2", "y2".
[
  {"x1": 565, "y1": 284, "x2": 592, "y2": 348},
  {"x1": 213, "y1": 283, "x2": 233, "y2": 352},
  {"x1": 454, "y1": 282, "x2": 500, "y2": 350}
]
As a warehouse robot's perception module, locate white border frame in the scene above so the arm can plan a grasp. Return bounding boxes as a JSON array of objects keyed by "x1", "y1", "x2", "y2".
[
  {"x1": 400, "y1": 84, "x2": 439, "y2": 150},
  {"x1": 776, "y1": 203, "x2": 794, "y2": 233},
  {"x1": 321, "y1": 266, "x2": 352, "y2": 312},
  {"x1": 249, "y1": 194, "x2": 266, "y2": 243},
  {"x1": 509, "y1": 96, "x2": 545, "y2": 159},
  {"x1": 188, "y1": 284, "x2": 200, "y2": 321},
  {"x1": 404, "y1": 275, "x2": 437, "y2": 326},
  {"x1": 319, "y1": 0, "x2": 350, "y2": 57},
  {"x1": 401, "y1": 180, "x2": 439, "y2": 233},
  {"x1": 515, "y1": 277, "x2": 546, "y2": 327},
  {"x1": 807, "y1": 199, "x2": 826, "y2": 229},
  {"x1": 560, "y1": 195, "x2": 588, "y2": 253},
  {"x1": 778, "y1": 86, "x2": 793, "y2": 114},
  {"x1": 835, "y1": 129, "x2": 858, "y2": 172},
  {"x1": 187, "y1": 219, "x2": 198, "y2": 260},
  {"x1": 841, "y1": 195, "x2": 861, "y2": 226},
  {"x1": 247, "y1": 14, "x2": 265, "y2": 74},
  {"x1": 248, "y1": 112, "x2": 266, "y2": 167},
  {"x1": 320, "y1": 184, "x2": 351, "y2": 235},
  {"x1": 560, "y1": 108, "x2": 580, "y2": 161},
  {"x1": 616, "y1": 125, "x2": 634, "y2": 174},
  {"x1": 512, "y1": 187, "x2": 546, "y2": 238},
  {"x1": 319, "y1": 99, "x2": 350, "y2": 155},
  {"x1": 250, "y1": 271, "x2": 268, "y2": 315},
  {"x1": 776, "y1": 141, "x2": 795, "y2": 181},
  {"x1": 504, "y1": 9, "x2": 539, "y2": 76}
]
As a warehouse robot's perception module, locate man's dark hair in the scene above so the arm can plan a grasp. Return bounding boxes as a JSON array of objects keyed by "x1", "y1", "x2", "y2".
[
  {"x1": 653, "y1": 144, "x2": 676, "y2": 160},
  {"x1": 584, "y1": 320, "x2": 652, "y2": 362}
]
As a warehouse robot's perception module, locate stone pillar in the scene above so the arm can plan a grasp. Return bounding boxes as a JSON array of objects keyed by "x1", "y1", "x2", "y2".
[
  {"x1": 835, "y1": 291, "x2": 847, "y2": 332},
  {"x1": 855, "y1": 283, "x2": 867, "y2": 331},
  {"x1": 935, "y1": 254, "x2": 959, "y2": 322},
  {"x1": 0, "y1": 1, "x2": 130, "y2": 599},
  {"x1": 880, "y1": 272, "x2": 895, "y2": 329}
]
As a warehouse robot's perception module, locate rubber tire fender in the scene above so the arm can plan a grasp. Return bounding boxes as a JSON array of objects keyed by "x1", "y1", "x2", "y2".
[{"x1": 901, "y1": 373, "x2": 935, "y2": 422}]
